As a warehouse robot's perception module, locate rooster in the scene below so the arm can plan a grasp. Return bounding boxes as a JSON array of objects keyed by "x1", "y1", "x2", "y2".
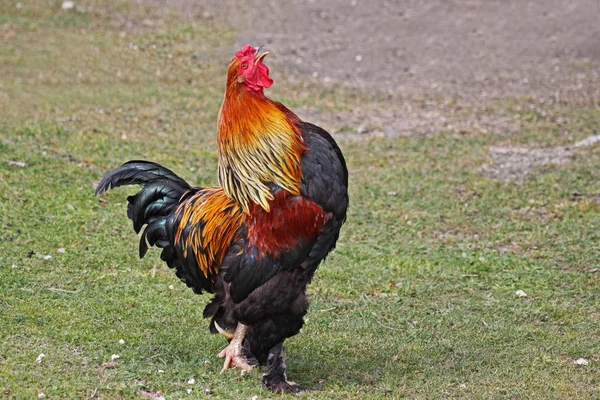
[{"x1": 95, "y1": 45, "x2": 348, "y2": 393}]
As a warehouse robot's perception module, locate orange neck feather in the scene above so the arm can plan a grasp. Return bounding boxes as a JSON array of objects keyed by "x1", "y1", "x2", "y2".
[{"x1": 217, "y1": 73, "x2": 307, "y2": 213}]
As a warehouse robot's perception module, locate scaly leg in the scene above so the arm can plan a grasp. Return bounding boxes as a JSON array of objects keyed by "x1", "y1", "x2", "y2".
[
  {"x1": 217, "y1": 323, "x2": 253, "y2": 373},
  {"x1": 262, "y1": 343, "x2": 305, "y2": 394}
]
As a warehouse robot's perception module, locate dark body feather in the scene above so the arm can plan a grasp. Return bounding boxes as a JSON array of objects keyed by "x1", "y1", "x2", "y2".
[
  {"x1": 205, "y1": 122, "x2": 348, "y2": 374},
  {"x1": 96, "y1": 122, "x2": 348, "y2": 391}
]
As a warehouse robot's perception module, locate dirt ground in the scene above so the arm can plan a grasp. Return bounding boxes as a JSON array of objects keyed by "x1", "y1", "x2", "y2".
[
  {"x1": 140, "y1": 0, "x2": 600, "y2": 98},
  {"x1": 137, "y1": 0, "x2": 600, "y2": 179}
]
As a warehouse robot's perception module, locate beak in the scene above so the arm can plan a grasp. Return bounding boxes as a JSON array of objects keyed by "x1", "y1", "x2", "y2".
[{"x1": 255, "y1": 48, "x2": 270, "y2": 65}]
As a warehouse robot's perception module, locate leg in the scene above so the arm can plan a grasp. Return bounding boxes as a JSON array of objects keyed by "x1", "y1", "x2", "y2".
[
  {"x1": 262, "y1": 343, "x2": 304, "y2": 394},
  {"x1": 242, "y1": 313, "x2": 308, "y2": 393},
  {"x1": 217, "y1": 323, "x2": 254, "y2": 373},
  {"x1": 243, "y1": 312, "x2": 306, "y2": 365}
]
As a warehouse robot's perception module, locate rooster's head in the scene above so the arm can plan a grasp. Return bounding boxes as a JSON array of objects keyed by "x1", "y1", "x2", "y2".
[{"x1": 228, "y1": 44, "x2": 273, "y2": 96}]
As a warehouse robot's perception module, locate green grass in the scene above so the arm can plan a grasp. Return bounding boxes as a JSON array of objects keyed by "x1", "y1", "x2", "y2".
[{"x1": 1, "y1": 1, "x2": 599, "y2": 398}]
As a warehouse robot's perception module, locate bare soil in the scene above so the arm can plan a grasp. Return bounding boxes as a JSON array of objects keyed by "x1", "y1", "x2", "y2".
[
  {"x1": 483, "y1": 134, "x2": 600, "y2": 182},
  {"x1": 143, "y1": 0, "x2": 600, "y2": 98}
]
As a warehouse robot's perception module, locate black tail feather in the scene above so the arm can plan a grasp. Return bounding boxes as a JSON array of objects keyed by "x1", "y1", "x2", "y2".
[
  {"x1": 96, "y1": 160, "x2": 193, "y2": 262},
  {"x1": 95, "y1": 160, "x2": 191, "y2": 196}
]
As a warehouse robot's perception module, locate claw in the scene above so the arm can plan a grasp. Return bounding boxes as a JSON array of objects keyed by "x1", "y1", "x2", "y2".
[
  {"x1": 214, "y1": 321, "x2": 234, "y2": 339},
  {"x1": 264, "y1": 379, "x2": 306, "y2": 394},
  {"x1": 217, "y1": 323, "x2": 253, "y2": 373}
]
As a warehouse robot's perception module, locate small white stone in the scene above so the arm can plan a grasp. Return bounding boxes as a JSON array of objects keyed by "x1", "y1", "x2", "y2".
[
  {"x1": 35, "y1": 353, "x2": 45, "y2": 364},
  {"x1": 43, "y1": 255, "x2": 52, "y2": 260},
  {"x1": 38, "y1": 393, "x2": 46, "y2": 399},
  {"x1": 187, "y1": 378, "x2": 195, "y2": 385},
  {"x1": 186, "y1": 388, "x2": 192, "y2": 394},
  {"x1": 118, "y1": 339, "x2": 125, "y2": 345},
  {"x1": 355, "y1": 54, "x2": 363, "y2": 62},
  {"x1": 168, "y1": 284, "x2": 174, "y2": 290},
  {"x1": 57, "y1": 248, "x2": 66, "y2": 254},
  {"x1": 515, "y1": 290, "x2": 528, "y2": 298},
  {"x1": 110, "y1": 354, "x2": 120, "y2": 361},
  {"x1": 61, "y1": 1, "x2": 75, "y2": 9},
  {"x1": 157, "y1": 369, "x2": 165, "y2": 373},
  {"x1": 574, "y1": 358, "x2": 589, "y2": 366}
]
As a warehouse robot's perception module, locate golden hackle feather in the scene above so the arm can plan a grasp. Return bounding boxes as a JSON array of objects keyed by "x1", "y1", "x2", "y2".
[
  {"x1": 217, "y1": 57, "x2": 307, "y2": 214},
  {"x1": 174, "y1": 188, "x2": 243, "y2": 280}
]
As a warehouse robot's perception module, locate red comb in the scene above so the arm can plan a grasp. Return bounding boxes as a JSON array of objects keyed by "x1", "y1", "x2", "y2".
[{"x1": 236, "y1": 44, "x2": 256, "y2": 58}]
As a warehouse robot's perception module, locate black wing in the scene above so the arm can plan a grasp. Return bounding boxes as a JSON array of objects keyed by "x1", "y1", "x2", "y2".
[{"x1": 298, "y1": 122, "x2": 349, "y2": 273}]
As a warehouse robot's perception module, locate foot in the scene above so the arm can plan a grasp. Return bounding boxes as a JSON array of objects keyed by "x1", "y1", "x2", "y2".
[
  {"x1": 217, "y1": 323, "x2": 253, "y2": 373},
  {"x1": 263, "y1": 379, "x2": 307, "y2": 394}
]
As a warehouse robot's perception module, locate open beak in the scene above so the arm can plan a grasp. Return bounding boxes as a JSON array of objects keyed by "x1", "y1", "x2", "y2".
[{"x1": 255, "y1": 49, "x2": 270, "y2": 65}]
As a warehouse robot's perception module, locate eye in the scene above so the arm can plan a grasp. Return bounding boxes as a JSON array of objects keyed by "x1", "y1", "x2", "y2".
[{"x1": 241, "y1": 62, "x2": 248, "y2": 70}]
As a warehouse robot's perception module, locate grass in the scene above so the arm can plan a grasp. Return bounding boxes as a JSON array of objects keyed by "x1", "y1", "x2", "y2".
[{"x1": 1, "y1": 1, "x2": 599, "y2": 398}]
